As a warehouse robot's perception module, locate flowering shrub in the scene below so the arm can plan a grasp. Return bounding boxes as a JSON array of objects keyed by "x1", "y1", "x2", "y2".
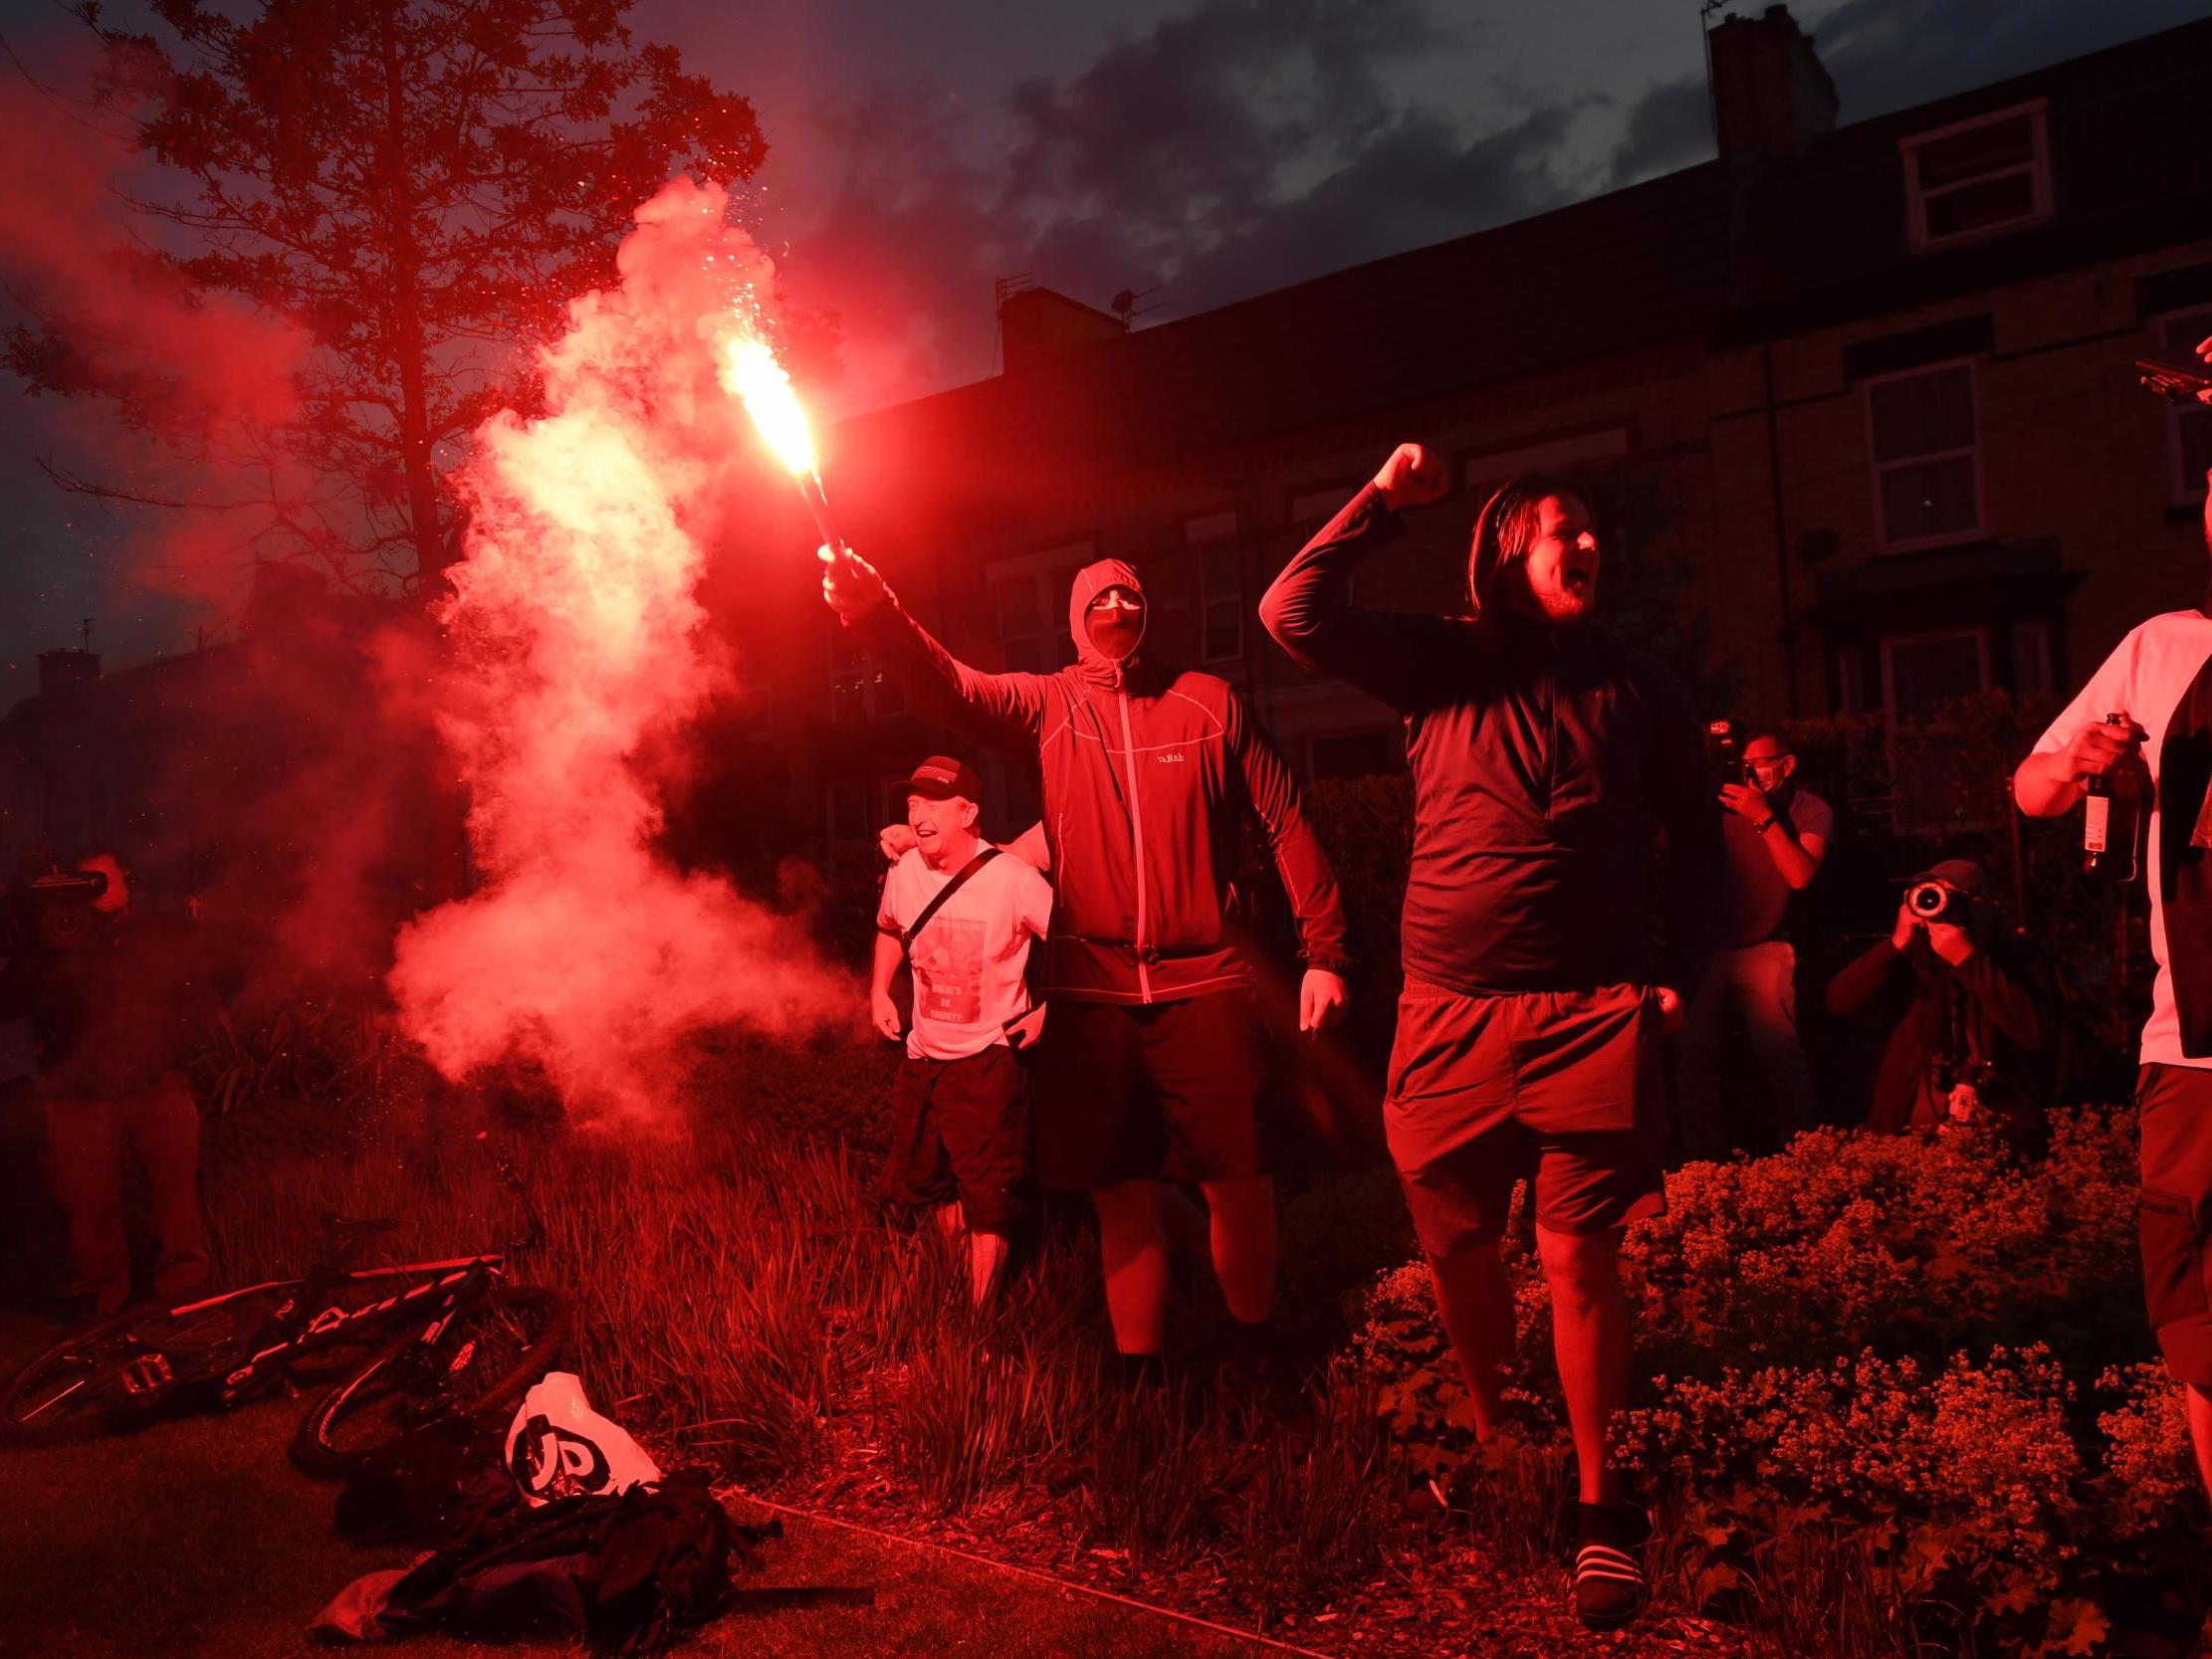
[{"x1": 1356, "y1": 1113, "x2": 2199, "y2": 1655}]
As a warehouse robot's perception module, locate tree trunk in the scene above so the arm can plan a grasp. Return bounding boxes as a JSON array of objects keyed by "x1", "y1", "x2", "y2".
[{"x1": 378, "y1": 1, "x2": 448, "y2": 599}]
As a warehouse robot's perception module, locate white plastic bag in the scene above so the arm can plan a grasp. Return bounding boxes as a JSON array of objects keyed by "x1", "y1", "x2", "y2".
[{"x1": 503, "y1": 1369, "x2": 662, "y2": 1507}]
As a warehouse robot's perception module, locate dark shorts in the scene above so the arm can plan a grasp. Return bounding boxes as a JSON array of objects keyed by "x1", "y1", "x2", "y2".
[
  {"x1": 2137, "y1": 1064, "x2": 2212, "y2": 1385},
  {"x1": 1383, "y1": 979, "x2": 1666, "y2": 1258},
  {"x1": 1030, "y1": 990, "x2": 1264, "y2": 1190},
  {"x1": 882, "y1": 1044, "x2": 1028, "y2": 1233}
]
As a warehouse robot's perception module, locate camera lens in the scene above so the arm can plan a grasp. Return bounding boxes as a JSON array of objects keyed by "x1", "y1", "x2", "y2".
[{"x1": 1906, "y1": 882, "x2": 1947, "y2": 918}]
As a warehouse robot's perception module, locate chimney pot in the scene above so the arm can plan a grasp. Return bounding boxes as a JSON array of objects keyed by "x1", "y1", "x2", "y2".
[{"x1": 1708, "y1": 4, "x2": 1838, "y2": 161}]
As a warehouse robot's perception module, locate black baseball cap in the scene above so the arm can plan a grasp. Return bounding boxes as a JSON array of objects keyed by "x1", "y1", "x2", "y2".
[
  {"x1": 906, "y1": 755, "x2": 984, "y2": 803},
  {"x1": 1909, "y1": 858, "x2": 1989, "y2": 897}
]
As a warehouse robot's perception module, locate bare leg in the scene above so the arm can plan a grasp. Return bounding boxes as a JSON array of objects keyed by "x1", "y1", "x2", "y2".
[
  {"x1": 1537, "y1": 1225, "x2": 1631, "y2": 1507},
  {"x1": 1198, "y1": 1175, "x2": 1276, "y2": 1324},
  {"x1": 2187, "y1": 1383, "x2": 2212, "y2": 1503},
  {"x1": 1426, "y1": 1242, "x2": 1513, "y2": 1439},
  {"x1": 967, "y1": 1229, "x2": 1008, "y2": 1307},
  {"x1": 1092, "y1": 1180, "x2": 1170, "y2": 1354},
  {"x1": 931, "y1": 1202, "x2": 965, "y2": 1248}
]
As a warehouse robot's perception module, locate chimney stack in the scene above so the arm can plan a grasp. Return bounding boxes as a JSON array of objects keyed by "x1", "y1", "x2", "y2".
[
  {"x1": 996, "y1": 285, "x2": 1127, "y2": 375},
  {"x1": 1708, "y1": 5, "x2": 1838, "y2": 161},
  {"x1": 36, "y1": 648, "x2": 100, "y2": 701}
]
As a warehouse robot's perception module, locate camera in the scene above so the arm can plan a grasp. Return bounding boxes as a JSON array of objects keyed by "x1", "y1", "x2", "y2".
[
  {"x1": 1705, "y1": 720, "x2": 1746, "y2": 786},
  {"x1": 1905, "y1": 880, "x2": 1966, "y2": 927},
  {"x1": 10, "y1": 854, "x2": 109, "y2": 950}
]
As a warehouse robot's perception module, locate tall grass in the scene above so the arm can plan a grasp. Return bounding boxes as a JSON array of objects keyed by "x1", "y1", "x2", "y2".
[{"x1": 195, "y1": 1079, "x2": 1411, "y2": 1619}]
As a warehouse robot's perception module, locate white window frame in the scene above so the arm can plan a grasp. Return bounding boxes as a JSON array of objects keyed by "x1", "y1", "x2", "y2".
[
  {"x1": 1862, "y1": 356, "x2": 1985, "y2": 553},
  {"x1": 826, "y1": 619, "x2": 907, "y2": 725},
  {"x1": 987, "y1": 540, "x2": 1094, "y2": 672},
  {"x1": 2154, "y1": 304, "x2": 2212, "y2": 505},
  {"x1": 1879, "y1": 625, "x2": 1990, "y2": 718},
  {"x1": 1188, "y1": 511, "x2": 1243, "y2": 665},
  {"x1": 1900, "y1": 99, "x2": 2051, "y2": 254}
]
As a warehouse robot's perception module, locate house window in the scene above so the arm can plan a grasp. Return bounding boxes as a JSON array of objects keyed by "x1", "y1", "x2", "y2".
[
  {"x1": 2156, "y1": 306, "x2": 2212, "y2": 503},
  {"x1": 1901, "y1": 101, "x2": 2050, "y2": 252},
  {"x1": 1880, "y1": 626, "x2": 1989, "y2": 720},
  {"x1": 828, "y1": 622, "x2": 907, "y2": 724},
  {"x1": 992, "y1": 577, "x2": 1044, "y2": 672},
  {"x1": 1865, "y1": 360, "x2": 1982, "y2": 550},
  {"x1": 1188, "y1": 512, "x2": 1242, "y2": 665},
  {"x1": 825, "y1": 778, "x2": 869, "y2": 845}
]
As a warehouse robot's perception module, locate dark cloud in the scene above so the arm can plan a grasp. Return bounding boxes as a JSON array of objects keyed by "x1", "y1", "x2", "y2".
[
  {"x1": 1165, "y1": 104, "x2": 1579, "y2": 315},
  {"x1": 1607, "y1": 0, "x2": 2202, "y2": 187},
  {"x1": 1609, "y1": 75, "x2": 1710, "y2": 187},
  {"x1": 1808, "y1": 0, "x2": 2209, "y2": 119}
]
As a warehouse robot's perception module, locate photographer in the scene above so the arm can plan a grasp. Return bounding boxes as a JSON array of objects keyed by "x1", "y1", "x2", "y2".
[
  {"x1": 1822, "y1": 859, "x2": 2051, "y2": 1156},
  {"x1": 0, "y1": 849, "x2": 212, "y2": 1318},
  {"x1": 1675, "y1": 726, "x2": 1830, "y2": 1157}
]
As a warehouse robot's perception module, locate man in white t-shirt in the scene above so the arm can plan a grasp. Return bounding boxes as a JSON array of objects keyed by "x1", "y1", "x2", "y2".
[
  {"x1": 872, "y1": 755, "x2": 1053, "y2": 1306},
  {"x1": 2015, "y1": 460, "x2": 2212, "y2": 1505}
]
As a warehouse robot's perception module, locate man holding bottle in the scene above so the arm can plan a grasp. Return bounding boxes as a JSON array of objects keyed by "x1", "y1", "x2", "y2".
[{"x1": 2013, "y1": 460, "x2": 2212, "y2": 1507}]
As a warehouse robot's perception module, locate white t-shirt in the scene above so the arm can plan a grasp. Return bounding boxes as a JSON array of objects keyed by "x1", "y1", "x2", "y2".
[
  {"x1": 2034, "y1": 610, "x2": 2212, "y2": 1068},
  {"x1": 877, "y1": 847, "x2": 1053, "y2": 1061}
]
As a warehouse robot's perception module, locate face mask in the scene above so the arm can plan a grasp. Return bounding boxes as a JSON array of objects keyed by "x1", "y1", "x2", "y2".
[{"x1": 1085, "y1": 596, "x2": 1144, "y2": 661}]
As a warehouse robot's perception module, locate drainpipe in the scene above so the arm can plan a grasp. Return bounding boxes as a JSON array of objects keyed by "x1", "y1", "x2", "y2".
[{"x1": 1761, "y1": 339, "x2": 1802, "y2": 719}]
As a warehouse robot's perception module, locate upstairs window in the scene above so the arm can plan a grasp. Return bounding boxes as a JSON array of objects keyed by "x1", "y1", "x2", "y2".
[
  {"x1": 828, "y1": 622, "x2": 907, "y2": 724},
  {"x1": 1187, "y1": 512, "x2": 1242, "y2": 665},
  {"x1": 1901, "y1": 101, "x2": 2050, "y2": 253},
  {"x1": 989, "y1": 542, "x2": 1092, "y2": 671},
  {"x1": 1864, "y1": 360, "x2": 1983, "y2": 550}
]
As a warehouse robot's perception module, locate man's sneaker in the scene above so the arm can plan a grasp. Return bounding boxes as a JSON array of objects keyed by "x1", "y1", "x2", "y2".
[{"x1": 1573, "y1": 1501, "x2": 1651, "y2": 1630}]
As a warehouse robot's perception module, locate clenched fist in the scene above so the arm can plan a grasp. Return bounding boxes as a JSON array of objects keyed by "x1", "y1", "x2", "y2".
[
  {"x1": 820, "y1": 544, "x2": 889, "y2": 619},
  {"x1": 1372, "y1": 443, "x2": 1449, "y2": 513}
]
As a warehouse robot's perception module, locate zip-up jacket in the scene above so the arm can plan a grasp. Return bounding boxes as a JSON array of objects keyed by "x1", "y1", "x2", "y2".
[
  {"x1": 852, "y1": 557, "x2": 1350, "y2": 1005},
  {"x1": 1258, "y1": 485, "x2": 1720, "y2": 1000}
]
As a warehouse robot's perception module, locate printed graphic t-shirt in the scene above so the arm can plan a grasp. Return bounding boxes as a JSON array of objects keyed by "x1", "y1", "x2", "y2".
[
  {"x1": 2034, "y1": 610, "x2": 2212, "y2": 1068},
  {"x1": 878, "y1": 848, "x2": 1054, "y2": 1061}
]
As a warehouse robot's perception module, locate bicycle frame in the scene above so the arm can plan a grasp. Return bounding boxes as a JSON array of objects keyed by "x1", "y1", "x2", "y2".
[{"x1": 178, "y1": 1251, "x2": 514, "y2": 1403}]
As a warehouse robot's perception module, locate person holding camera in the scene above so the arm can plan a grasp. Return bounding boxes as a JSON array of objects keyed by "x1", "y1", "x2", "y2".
[
  {"x1": 2013, "y1": 445, "x2": 2212, "y2": 1506},
  {"x1": 1260, "y1": 444, "x2": 1720, "y2": 1631},
  {"x1": 1674, "y1": 727, "x2": 1831, "y2": 1158},
  {"x1": 1823, "y1": 860, "x2": 2051, "y2": 1154},
  {"x1": 0, "y1": 849, "x2": 212, "y2": 1319},
  {"x1": 871, "y1": 756, "x2": 1053, "y2": 1308}
]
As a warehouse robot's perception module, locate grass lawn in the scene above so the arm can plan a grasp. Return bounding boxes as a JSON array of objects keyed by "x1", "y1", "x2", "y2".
[{"x1": 0, "y1": 1314, "x2": 1267, "y2": 1659}]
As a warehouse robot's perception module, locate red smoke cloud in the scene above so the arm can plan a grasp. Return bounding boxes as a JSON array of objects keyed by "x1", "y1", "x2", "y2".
[{"x1": 388, "y1": 178, "x2": 851, "y2": 1127}]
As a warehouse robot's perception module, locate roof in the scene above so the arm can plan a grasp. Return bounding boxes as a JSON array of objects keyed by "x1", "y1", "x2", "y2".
[{"x1": 833, "y1": 14, "x2": 2212, "y2": 514}]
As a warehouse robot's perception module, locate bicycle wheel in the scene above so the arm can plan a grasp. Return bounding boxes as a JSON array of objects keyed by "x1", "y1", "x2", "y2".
[
  {"x1": 290, "y1": 1282, "x2": 568, "y2": 1478},
  {"x1": 0, "y1": 1288, "x2": 288, "y2": 1445}
]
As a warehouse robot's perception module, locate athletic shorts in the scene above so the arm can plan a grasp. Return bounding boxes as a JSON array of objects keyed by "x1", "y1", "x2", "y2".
[
  {"x1": 1030, "y1": 990, "x2": 1264, "y2": 1190},
  {"x1": 1383, "y1": 979, "x2": 1666, "y2": 1258},
  {"x1": 2137, "y1": 1064, "x2": 2212, "y2": 1385},
  {"x1": 881, "y1": 1044, "x2": 1027, "y2": 1234}
]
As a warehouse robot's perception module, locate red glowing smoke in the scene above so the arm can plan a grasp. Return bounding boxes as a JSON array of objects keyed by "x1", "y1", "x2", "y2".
[{"x1": 387, "y1": 179, "x2": 850, "y2": 1126}]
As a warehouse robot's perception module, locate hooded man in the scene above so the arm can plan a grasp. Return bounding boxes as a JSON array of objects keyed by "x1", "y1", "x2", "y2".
[
  {"x1": 820, "y1": 543, "x2": 1351, "y2": 1378},
  {"x1": 1259, "y1": 444, "x2": 1720, "y2": 1632}
]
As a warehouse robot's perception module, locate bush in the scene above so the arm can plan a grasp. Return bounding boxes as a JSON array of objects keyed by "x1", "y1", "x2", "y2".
[{"x1": 1353, "y1": 1113, "x2": 2205, "y2": 1657}]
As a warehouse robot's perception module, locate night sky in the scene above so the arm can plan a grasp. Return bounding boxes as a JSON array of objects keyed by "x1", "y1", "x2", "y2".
[{"x1": 0, "y1": 0, "x2": 2201, "y2": 707}]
